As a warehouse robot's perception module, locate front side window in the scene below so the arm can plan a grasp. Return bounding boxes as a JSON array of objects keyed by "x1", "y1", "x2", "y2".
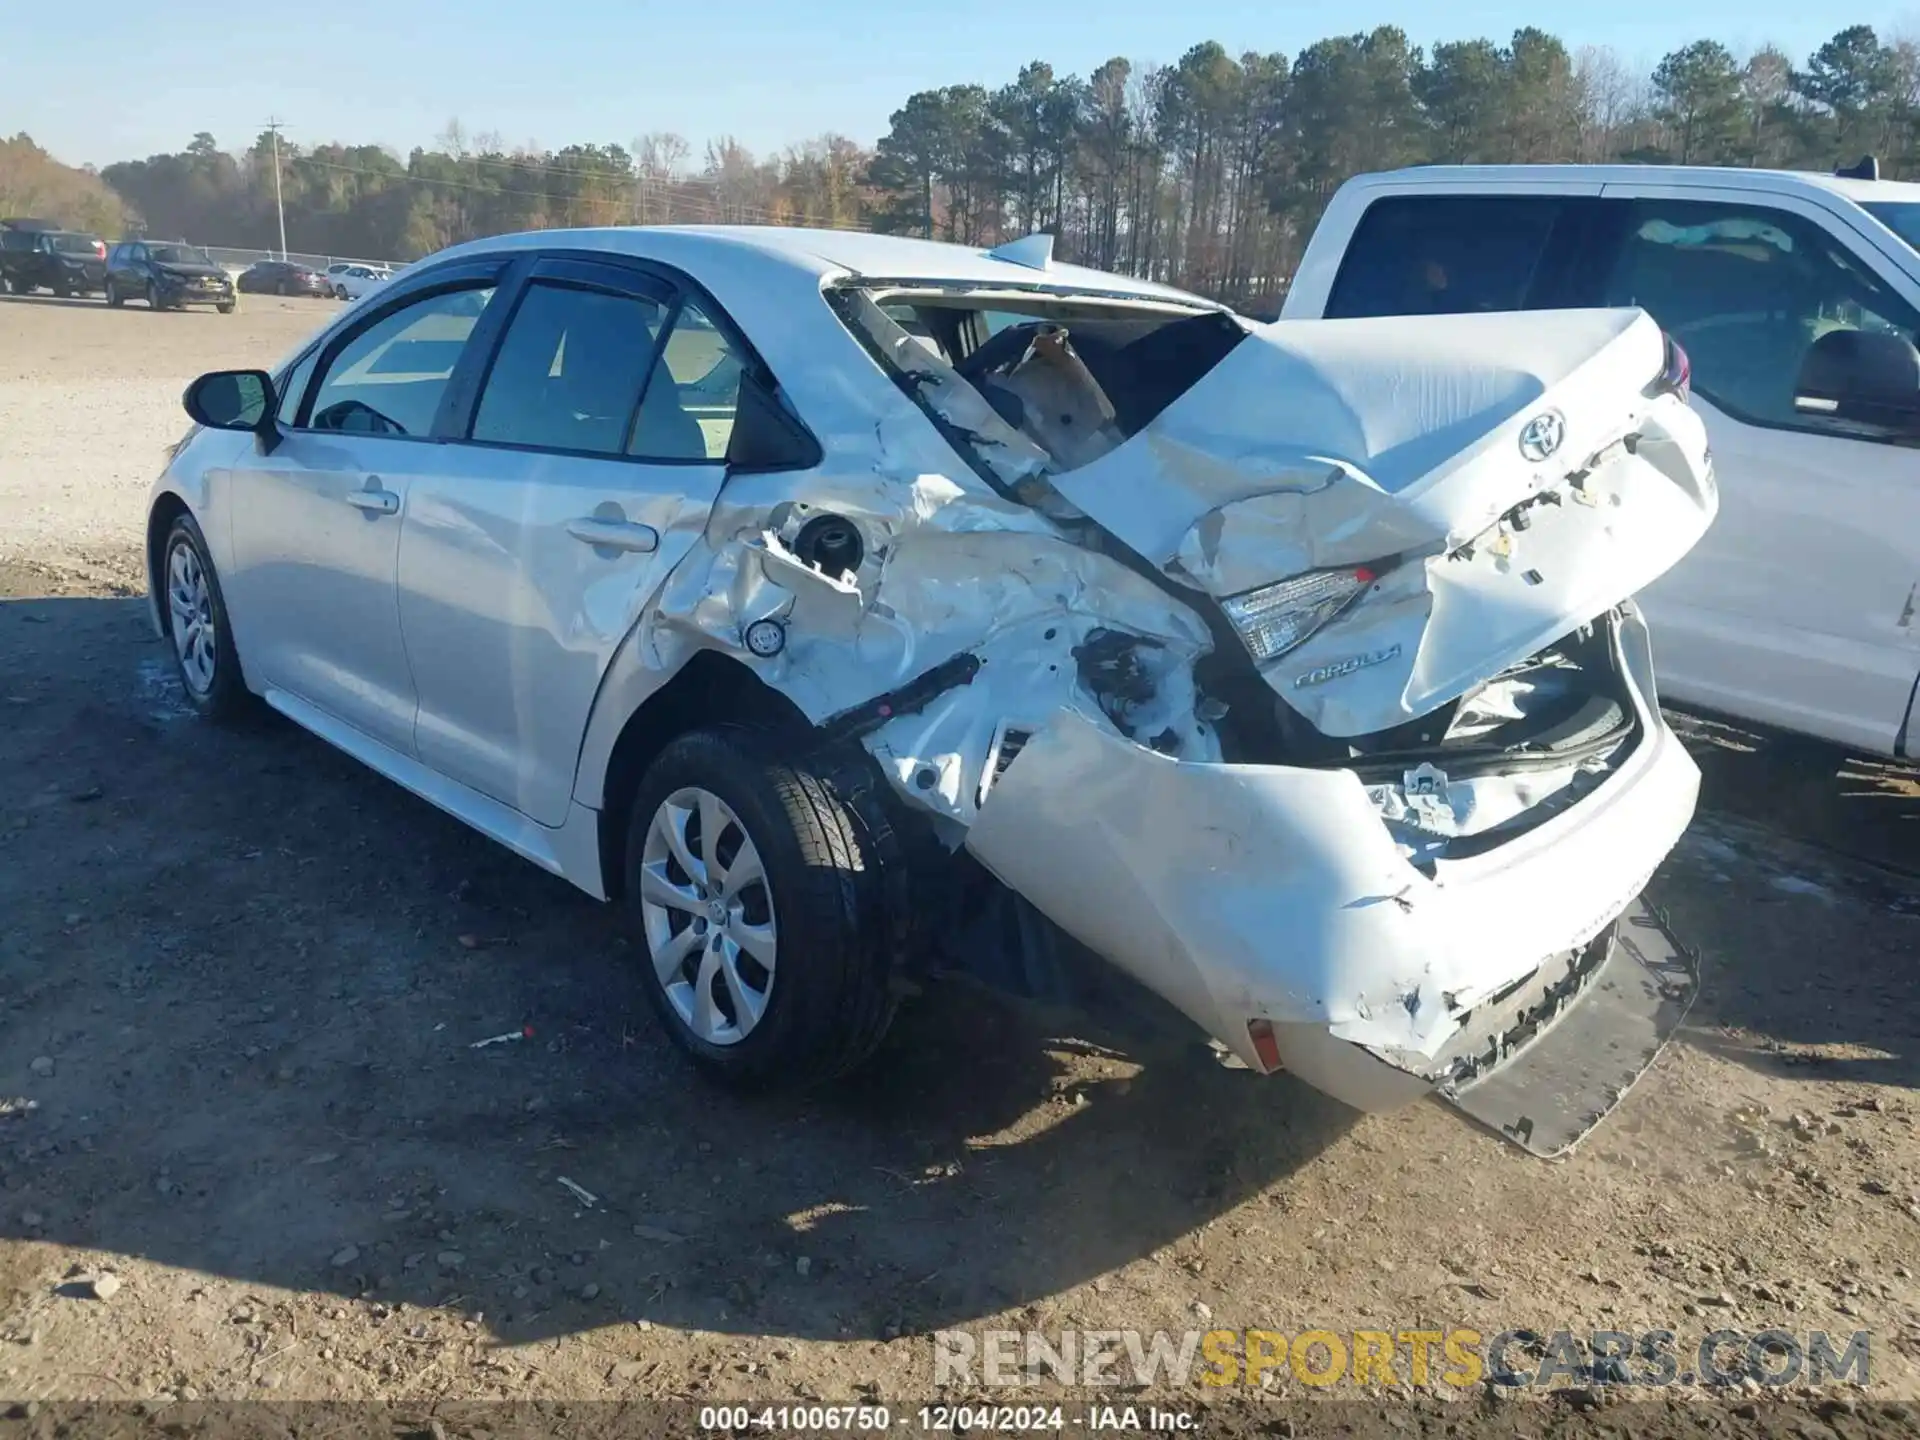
[
  {"x1": 1324, "y1": 195, "x2": 1566, "y2": 319},
  {"x1": 1604, "y1": 200, "x2": 1920, "y2": 440},
  {"x1": 631, "y1": 298, "x2": 743, "y2": 461},
  {"x1": 471, "y1": 281, "x2": 666, "y2": 455},
  {"x1": 276, "y1": 347, "x2": 320, "y2": 426},
  {"x1": 306, "y1": 284, "x2": 496, "y2": 436}
]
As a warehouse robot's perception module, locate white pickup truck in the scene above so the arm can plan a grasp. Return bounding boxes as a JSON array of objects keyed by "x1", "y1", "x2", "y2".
[{"x1": 1282, "y1": 163, "x2": 1920, "y2": 759}]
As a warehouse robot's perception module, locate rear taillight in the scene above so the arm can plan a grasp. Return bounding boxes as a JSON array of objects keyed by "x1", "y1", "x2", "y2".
[{"x1": 1655, "y1": 335, "x2": 1691, "y2": 402}]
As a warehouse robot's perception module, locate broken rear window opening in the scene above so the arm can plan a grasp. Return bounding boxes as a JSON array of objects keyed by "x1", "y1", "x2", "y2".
[{"x1": 828, "y1": 284, "x2": 1246, "y2": 501}]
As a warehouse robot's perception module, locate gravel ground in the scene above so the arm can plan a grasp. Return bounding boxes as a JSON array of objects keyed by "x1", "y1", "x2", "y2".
[{"x1": 1, "y1": 292, "x2": 1918, "y2": 1436}]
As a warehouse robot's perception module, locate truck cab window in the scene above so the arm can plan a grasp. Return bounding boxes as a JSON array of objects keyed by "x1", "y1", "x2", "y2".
[
  {"x1": 1324, "y1": 195, "x2": 1565, "y2": 319},
  {"x1": 1604, "y1": 200, "x2": 1920, "y2": 439}
]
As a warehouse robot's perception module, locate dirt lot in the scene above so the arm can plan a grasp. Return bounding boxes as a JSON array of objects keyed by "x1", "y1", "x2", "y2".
[{"x1": 1, "y1": 293, "x2": 1918, "y2": 1435}]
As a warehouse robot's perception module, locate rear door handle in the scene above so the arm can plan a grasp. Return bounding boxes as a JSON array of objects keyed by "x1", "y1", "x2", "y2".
[
  {"x1": 567, "y1": 517, "x2": 659, "y2": 553},
  {"x1": 345, "y1": 478, "x2": 399, "y2": 515}
]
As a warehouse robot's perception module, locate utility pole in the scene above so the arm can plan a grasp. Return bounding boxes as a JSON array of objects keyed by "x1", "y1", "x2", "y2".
[{"x1": 265, "y1": 117, "x2": 288, "y2": 260}]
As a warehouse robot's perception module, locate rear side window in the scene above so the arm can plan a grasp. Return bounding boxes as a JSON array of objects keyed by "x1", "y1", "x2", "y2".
[
  {"x1": 631, "y1": 298, "x2": 744, "y2": 461},
  {"x1": 471, "y1": 281, "x2": 667, "y2": 456},
  {"x1": 1325, "y1": 195, "x2": 1567, "y2": 319}
]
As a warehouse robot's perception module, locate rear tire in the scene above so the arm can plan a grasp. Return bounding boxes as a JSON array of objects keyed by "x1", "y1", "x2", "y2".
[
  {"x1": 104, "y1": 280, "x2": 124, "y2": 307},
  {"x1": 623, "y1": 730, "x2": 899, "y2": 1090},
  {"x1": 160, "y1": 513, "x2": 252, "y2": 724}
]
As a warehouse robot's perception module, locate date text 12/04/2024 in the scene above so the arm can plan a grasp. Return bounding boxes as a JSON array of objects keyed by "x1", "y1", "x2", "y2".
[{"x1": 696, "y1": 1406, "x2": 1201, "y2": 1432}]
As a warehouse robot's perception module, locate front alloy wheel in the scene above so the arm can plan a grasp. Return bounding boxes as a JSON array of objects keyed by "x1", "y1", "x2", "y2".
[
  {"x1": 160, "y1": 513, "x2": 250, "y2": 722},
  {"x1": 166, "y1": 539, "x2": 217, "y2": 697}
]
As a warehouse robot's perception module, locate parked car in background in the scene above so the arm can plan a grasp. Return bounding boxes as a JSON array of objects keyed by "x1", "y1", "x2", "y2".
[
  {"x1": 330, "y1": 263, "x2": 393, "y2": 300},
  {"x1": 238, "y1": 260, "x2": 329, "y2": 296},
  {"x1": 105, "y1": 241, "x2": 236, "y2": 312},
  {"x1": 0, "y1": 225, "x2": 108, "y2": 296},
  {"x1": 1282, "y1": 162, "x2": 1920, "y2": 759},
  {"x1": 146, "y1": 225, "x2": 1711, "y2": 1156}
]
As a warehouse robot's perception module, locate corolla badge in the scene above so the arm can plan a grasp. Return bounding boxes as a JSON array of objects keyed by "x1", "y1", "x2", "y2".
[
  {"x1": 1518, "y1": 409, "x2": 1566, "y2": 463},
  {"x1": 1293, "y1": 643, "x2": 1403, "y2": 689}
]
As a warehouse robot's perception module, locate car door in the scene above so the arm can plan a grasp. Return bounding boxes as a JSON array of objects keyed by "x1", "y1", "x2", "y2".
[
  {"x1": 115, "y1": 243, "x2": 150, "y2": 293},
  {"x1": 395, "y1": 257, "x2": 736, "y2": 825},
  {"x1": 223, "y1": 262, "x2": 507, "y2": 753},
  {"x1": 1592, "y1": 183, "x2": 1920, "y2": 755}
]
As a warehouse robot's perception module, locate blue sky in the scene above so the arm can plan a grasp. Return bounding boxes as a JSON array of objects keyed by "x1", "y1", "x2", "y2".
[{"x1": 10, "y1": 2, "x2": 1919, "y2": 169}]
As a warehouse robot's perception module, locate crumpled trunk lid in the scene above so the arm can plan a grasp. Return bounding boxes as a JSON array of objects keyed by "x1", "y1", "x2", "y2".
[{"x1": 1045, "y1": 307, "x2": 1717, "y2": 737}]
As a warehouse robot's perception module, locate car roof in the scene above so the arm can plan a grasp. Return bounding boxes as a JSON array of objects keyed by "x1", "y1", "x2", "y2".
[
  {"x1": 430, "y1": 224, "x2": 1217, "y2": 307},
  {"x1": 1351, "y1": 163, "x2": 1920, "y2": 207}
]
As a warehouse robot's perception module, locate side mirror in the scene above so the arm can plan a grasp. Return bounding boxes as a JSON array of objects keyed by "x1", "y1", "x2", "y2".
[
  {"x1": 1794, "y1": 329, "x2": 1920, "y2": 433},
  {"x1": 184, "y1": 368, "x2": 276, "y2": 435}
]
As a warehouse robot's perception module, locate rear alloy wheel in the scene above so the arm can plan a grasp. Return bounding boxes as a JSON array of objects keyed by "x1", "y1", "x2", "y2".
[
  {"x1": 625, "y1": 730, "x2": 899, "y2": 1090},
  {"x1": 104, "y1": 279, "x2": 123, "y2": 308},
  {"x1": 162, "y1": 514, "x2": 250, "y2": 722}
]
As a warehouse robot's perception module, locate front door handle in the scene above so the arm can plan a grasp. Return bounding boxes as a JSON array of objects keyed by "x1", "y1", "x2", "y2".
[
  {"x1": 567, "y1": 517, "x2": 659, "y2": 553},
  {"x1": 345, "y1": 478, "x2": 399, "y2": 515}
]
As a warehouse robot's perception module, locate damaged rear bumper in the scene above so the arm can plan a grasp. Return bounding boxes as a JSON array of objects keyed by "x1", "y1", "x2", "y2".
[{"x1": 965, "y1": 609, "x2": 1699, "y2": 1138}]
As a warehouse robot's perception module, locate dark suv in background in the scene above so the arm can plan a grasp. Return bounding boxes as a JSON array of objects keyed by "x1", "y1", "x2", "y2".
[
  {"x1": 105, "y1": 241, "x2": 236, "y2": 312},
  {"x1": 0, "y1": 221, "x2": 109, "y2": 296}
]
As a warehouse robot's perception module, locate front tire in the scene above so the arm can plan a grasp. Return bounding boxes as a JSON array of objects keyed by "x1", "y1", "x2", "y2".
[
  {"x1": 161, "y1": 513, "x2": 250, "y2": 723},
  {"x1": 624, "y1": 730, "x2": 898, "y2": 1090},
  {"x1": 145, "y1": 282, "x2": 165, "y2": 310}
]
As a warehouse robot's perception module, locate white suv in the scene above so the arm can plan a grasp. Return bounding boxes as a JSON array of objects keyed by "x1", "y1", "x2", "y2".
[{"x1": 1283, "y1": 164, "x2": 1920, "y2": 759}]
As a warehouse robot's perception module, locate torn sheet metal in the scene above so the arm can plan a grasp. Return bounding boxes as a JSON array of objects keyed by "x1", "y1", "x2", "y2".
[
  {"x1": 642, "y1": 432, "x2": 1215, "y2": 840},
  {"x1": 1043, "y1": 306, "x2": 1717, "y2": 736},
  {"x1": 963, "y1": 610, "x2": 1700, "y2": 1116}
]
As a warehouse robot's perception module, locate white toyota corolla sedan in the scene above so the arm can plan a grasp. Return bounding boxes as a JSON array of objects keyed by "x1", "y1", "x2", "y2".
[{"x1": 149, "y1": 226, "x2": 1715, "y2": 1154}]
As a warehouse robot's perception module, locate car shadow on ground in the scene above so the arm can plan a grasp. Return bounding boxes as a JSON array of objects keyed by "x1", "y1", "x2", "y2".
[
  {"x1": 0, "y1": 595, "x2": 1357, "y2": 1348},
  {"x1": 1654, "y1": 709, "x2": 1920, "y2": 1092},
  {"x1": 0, "y1": 293, "x2": 110, "y2": 310}
]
